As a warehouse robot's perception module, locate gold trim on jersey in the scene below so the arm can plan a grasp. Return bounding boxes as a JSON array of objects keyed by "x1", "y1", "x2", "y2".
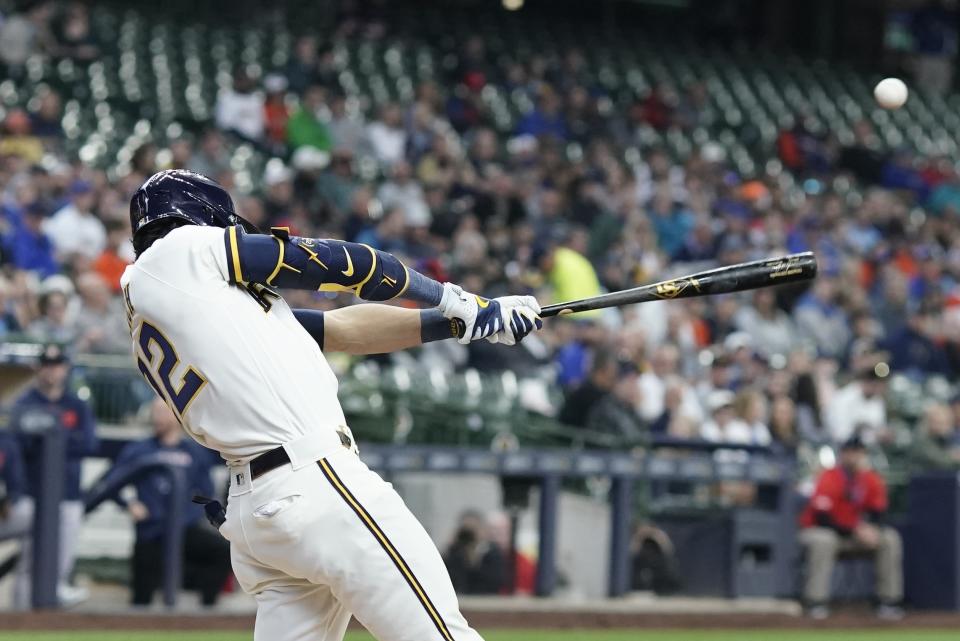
[
  {"x1": 317, "y1": 458, "x2": 455, "y2": 641},
  {"x1": 228, "y1": 226, "x2": 244, "y2": 283}
]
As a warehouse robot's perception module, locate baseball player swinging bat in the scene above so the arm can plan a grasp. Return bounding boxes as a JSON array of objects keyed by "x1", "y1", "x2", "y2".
[{"x1": 454, "y1": 252, "x2": 817, "y2": 336}]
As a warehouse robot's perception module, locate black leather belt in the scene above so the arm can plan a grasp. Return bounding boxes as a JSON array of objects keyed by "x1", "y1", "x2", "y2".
[
  {"x1": 249, "y1": 429, "x2": 354, "y2": 481},
  {"x1": 249, "y1": 446, "x2": 291, "y2": 481}
]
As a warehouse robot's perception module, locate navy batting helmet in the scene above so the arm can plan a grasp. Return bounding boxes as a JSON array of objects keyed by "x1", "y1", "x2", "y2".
[{"x1": 129, "y1": 170, "x2": 260, "y2": 242}]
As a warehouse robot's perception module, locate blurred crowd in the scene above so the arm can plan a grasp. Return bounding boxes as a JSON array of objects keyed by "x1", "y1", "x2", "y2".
[{"x1": 1, "y1": 0, "x2": 960, "y2": 481}]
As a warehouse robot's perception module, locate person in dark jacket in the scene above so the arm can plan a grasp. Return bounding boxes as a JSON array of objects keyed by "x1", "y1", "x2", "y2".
[
  {"x1": 798, "y1": 437, "x2": 902, "y2": 620},
  {"x1": 10, "y1": 343, "x2": 97, "y2": 606},
  {"x1": 0, "y1": 428, "x2": 32, "y2": 588},
  {"x1": 586, "y1": 360, "x2": 646, "y2": 444},
  {"x1": 558, "y1": 350, "x2": 618, "y2": 428},
  {"x1": 112, "y1": 398, "x2": 231, "y2": 606},
  {"x1": 442, "y1": 510, "x2": 506, "y2": 595}
]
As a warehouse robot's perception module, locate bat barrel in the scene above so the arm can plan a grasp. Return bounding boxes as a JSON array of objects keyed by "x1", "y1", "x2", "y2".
[{"x1": 541, "y1": 252, "x2": 817, "y2": 318}]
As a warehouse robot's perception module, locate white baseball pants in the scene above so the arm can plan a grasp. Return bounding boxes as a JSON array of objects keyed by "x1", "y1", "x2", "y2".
[{"x1": 223, "y1": 444, "x2": 484, "y2": 641}]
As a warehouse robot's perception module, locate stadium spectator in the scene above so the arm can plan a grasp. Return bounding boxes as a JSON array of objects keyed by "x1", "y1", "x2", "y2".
[
  {"x1": 261, "y1": 162, "x2": 295, "y2": 224},
  {"x1": 635, "y1": 83, "x2": 674, "y2": 132},
  {"x1": 0, "y1": 109, "x2": 43, "y2": 163},
  {"x1": 0, "y1": 429, "x2": 31, "y2": 592},
  {"x1": 825, "y1": 367, "x2": 889, "y2": 445},
  {"x1": 92, "y1": 219, "x2": 134, "y2": 293},
  {"x1": 701, "y1": 390, "x2": 749, "y2": 444},
  {"x1": 730, "y1": 389, "x2": 773, "y2": 446},
  {"x1": 883, "y1": 301, "x2": 953, "y2": 377},
  {"x1": 443, "y1": 510, "x2": 506, "y2": 595},
  {"x1": 799, "y1": 437, "x2": 903, "y2": 619},
  {"x1": 768, "y1": 395, "x2": 801, "y2": 455},
  {"x1": 187, "y1": 129, "x2": 231, "y2": 178},
  {"x1": 111, "y1": 399, "x2": 231, "y2": 607},
  {"x1": 42, "y1": 180, "x2": 106, "y2": 261},
  {"x1": 516, "y1": 87, "x2": 568, "y2": 141},
  {"x1": 377, "y1": 160, "x2": 430, "y2": 228},
  {"x1": 312, "y1": 148, "x2": 355, "y2": 218},
  {"x1": 262, "y1": 74, "x2": 290, "y2": 150},
  {"x1": 215, "y1": 69, "x2": 265, "y2": 143},
  {"x1": 486, "y1": 510, "x2": 536, "y2": 595},
  {"x1": 0, "y1": 278, "x2": 25, "y2": 339},
  {"x1": 29, "y1": 88, "x2": 64, "y2": 141},
  {"x1": 9, "y1": 343, "x2": 97, "y2": 607},
  {"x1": 6, "y1": 202, "x2": 58, "y2": 278},
  {"x1": 639, "y1": 344, "x2": 703, "y2": 426},
  {"x1": 366, "y1": 102, "x2": 408, "y2": 166},
  {"x1": 52, "y1": 2, "x2": 99, "y2": 62},
  {"x1": 537, "y1": 232, "x2": 603, "y2": 315},
  {"x1": 558, "y1": 349, "x2": 618, "y2": 428},
  {"x1": 586, "y1": 359, "x2": 646, "y2": 444},
  {"x1": 285, "y1": 35, "x2": 321, "y2": 95},
  {"x1": 286, "y1": 84, "x2": 333, "y2": 153},
  {"x1": 794, "y1": 277, "x2": 851, "y2": 360},
  {"x1": 0, "y1": 2, "x2": 54, "y2": 74},
  {"x1": 327, "y1": 92, "x2": 366, "y2": 153},
  {"x1": 910, "y1": 402, "x2": 960, "y2": 470},
  {"x1": 73, "y1": 272, "x2": 128, "y2": 354},
  {"x1": 734, "y1": 289, "x2": 797, "y2": 358},
  {"x1": 27, "y1": 288, "x2": 77, "y2": 345}
]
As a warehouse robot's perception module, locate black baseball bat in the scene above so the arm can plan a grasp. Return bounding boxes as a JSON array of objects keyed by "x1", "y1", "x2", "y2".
[{"x1": 454, "y1": 252, "x2": 817, "y2": 337}]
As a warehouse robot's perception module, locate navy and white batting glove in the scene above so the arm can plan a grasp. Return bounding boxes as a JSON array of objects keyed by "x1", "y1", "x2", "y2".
[
  {"x1": 487, "y1": 295, "x2": 542, "y2": 346},
  {"x1": 438, "y1": 282, "x2": 505, "y2": 344}
]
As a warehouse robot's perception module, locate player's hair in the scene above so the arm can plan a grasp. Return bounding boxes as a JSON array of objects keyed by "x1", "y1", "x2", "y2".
[{"x1": 133, "y1": 218, "x2": 189, "y2": 259}]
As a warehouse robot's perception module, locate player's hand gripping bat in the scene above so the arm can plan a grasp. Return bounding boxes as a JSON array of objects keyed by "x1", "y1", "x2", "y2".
[{"x1": 453, "y1": 252, "x2": 817, "y2": 338}]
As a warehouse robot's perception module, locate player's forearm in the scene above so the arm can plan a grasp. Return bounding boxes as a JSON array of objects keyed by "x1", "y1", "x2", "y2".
[
  {"x1": 225, "y1": 227, "x2": 443, "y2": 305},
  {"x1": 310, "y1": 305, "x2": 457, "y2": 355}
]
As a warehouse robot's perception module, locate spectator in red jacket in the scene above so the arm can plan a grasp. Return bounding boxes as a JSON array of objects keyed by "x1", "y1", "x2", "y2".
[{"x1": 799, "y1": 436, "x2": 902, "y2": 620}]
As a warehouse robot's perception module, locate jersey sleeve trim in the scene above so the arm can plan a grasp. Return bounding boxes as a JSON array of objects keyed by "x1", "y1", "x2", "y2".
[{"x1": 225, "y1": 226, "x2": 244, "y2": 283}]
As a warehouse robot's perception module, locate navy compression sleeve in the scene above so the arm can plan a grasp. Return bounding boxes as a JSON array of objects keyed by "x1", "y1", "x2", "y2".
[
  {"x1": 293, "y1": 309, "x2": 325, "y2": 347},
  {"x1": 225, "y1": 226, "x2": 443, "y2": 305}
]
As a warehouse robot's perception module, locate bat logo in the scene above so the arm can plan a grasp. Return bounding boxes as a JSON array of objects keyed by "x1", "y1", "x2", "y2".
[
  {"x1": 767, "y1": 257, "x2": 804, "y2": 279},
  {"x1": 654, "y1": 278, "x2": 699, "y2": 299}
]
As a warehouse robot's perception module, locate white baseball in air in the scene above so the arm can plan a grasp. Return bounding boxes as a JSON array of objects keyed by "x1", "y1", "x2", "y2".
[{"x1": 874, "y1": 77, "x2": 908, "y2": 110}]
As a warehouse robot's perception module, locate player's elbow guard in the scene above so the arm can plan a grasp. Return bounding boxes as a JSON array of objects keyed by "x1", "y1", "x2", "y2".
[{"x1": 226, "y1": 226, "x2": 410, "y2": 300}]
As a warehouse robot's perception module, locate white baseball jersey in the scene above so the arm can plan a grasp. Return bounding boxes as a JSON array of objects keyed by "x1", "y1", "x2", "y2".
[
  {"x1": 122, "y1": 222, "x2": 485, "y2": 641},
  {"x1": 120, "y1": 225, "x2": 346, "y2": 463}
]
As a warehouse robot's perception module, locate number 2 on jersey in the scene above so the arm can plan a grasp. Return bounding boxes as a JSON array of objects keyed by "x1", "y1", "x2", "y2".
[{"x1": 136, "y1": 321, "x2": 208, "y2": 416}]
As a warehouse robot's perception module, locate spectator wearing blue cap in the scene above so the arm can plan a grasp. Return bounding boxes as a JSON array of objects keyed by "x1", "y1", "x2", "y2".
[
  {"x1": 111, "y1": 399, "x2": 231, "y2": 607},
  {"x1": 5, "y1": 203, "x2": 58, "y2": 277},
  {"x1": 9, "y1": 343, "x2": 98, "y2": 607},
  {"x1": 42, "y1": 180, "x2": 105, "y2": 260}
]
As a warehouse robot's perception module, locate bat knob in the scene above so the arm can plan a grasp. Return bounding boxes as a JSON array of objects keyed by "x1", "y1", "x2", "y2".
[{"x1": 453, "y1": 318, "x2": 466, "y2": 338}]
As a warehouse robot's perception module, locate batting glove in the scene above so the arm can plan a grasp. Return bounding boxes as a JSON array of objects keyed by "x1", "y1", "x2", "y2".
[
  {"x1": 486, "y1": 296, "x2": 542, "y2": 346},
  {"x1": 438, "y1": 282, "x2": 505, "y2": 345}
]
